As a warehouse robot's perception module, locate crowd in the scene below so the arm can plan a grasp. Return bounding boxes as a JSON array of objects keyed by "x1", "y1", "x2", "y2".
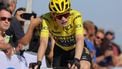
[{"x1": 0, "y1": 0, "x2": 122, "y2": 69}]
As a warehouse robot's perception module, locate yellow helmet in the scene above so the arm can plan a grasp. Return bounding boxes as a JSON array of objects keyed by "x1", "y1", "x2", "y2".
[{"x1": 49, "y1": 0, "x2": 71, "y2": 13}]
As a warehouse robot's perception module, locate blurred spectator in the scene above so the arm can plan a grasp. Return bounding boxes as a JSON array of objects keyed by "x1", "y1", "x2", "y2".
[
  {"x1": 105, "y1": 30, "x2": 115, "y2": 41},
  {"x1": 6, "y1": 7, "x2": 26, "y2": 49},
  {"x1": 2, "y1": 0, "x2": 41, "y2": 52},
  {"x1": 83, "y1": 20, "x2": 96, "y2": 63},
  {"x1": 0, "y1": 0, "x2": 24, "y2": 52},
  {"x1": 0, "y1": 0, "x2": 9, "y2": 8},
  {"x1": 0, "y1": 6, "x2": 12, "y2": 49},
  {"x1": 94, "y1": 28, "x2": 105, "y2": 48},
  {"x1": 101, "y1": 30, "x2": 121, "y2": 66},
  {"x1": 0, "y1": 6, "x2": 13, "y2": 58},
  {"x1": 14, "y1": 7, "x2": 26, "y2": 28},
  {"x1": 103, "y1": 31, "x2": 121, "y2": 56},
  {"x1": 0, "y1": 0, "x2": 16, "y2": 13},
  {"x1": 94, "y1": 28, "x2": 110, "y2": 69},
  {"x1": 6, "y1": 0, "x2": 17, "y2": 13},
  {"x1": 104, "y1": 30, "x2": 121, "y2": 55}
]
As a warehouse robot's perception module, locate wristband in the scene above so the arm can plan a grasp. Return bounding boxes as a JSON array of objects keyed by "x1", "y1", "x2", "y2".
[{"x1": 74, "y1": 58, "x2": 80, "y2": 62}]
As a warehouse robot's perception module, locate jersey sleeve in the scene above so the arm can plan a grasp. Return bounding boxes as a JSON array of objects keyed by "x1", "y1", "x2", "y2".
[
  {"x1": 40, "y1": 19, "x2": 49, "y2": 38},
  {"x1": 73, "y1": 11, "x2": 84, "y2": 36}
]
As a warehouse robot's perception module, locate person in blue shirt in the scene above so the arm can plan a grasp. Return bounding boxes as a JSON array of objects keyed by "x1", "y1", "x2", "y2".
[{"x1": 83, "y1": 20, "x2": 97, "y2": 63}]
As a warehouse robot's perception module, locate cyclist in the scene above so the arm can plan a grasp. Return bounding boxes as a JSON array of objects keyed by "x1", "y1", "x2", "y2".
[{"x1": 36, "y1": 0, "x2": 91, "y2": 69}]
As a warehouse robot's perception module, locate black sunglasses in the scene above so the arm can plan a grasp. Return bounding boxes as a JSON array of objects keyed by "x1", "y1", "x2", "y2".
[
  {"x1": 96, "y1": 36, "x2": 104, "y2": 41},
  {"x1": 55, "y1": 13, "x2": 70, "y2": 20},
  {"x1": 0, "y1": 17, "x2": 12, "y2": 22}
]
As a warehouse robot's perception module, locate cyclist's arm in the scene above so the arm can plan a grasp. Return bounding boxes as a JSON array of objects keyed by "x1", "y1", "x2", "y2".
[
  {"x1": 37, "y1": 19, "x2": 49, "y2": 62},
  {"x1": 75, "y1": 35, "x2": 84, "y2": 59},
  {"x1": 47, "y1": 35, "x2": 55, "y2": 62},
  {"x1": 37, "y1": 36, "x2": 49, "y2": 61},
  {"x1": 74, "y1": 13, "x2": 84, "y2": 60}
]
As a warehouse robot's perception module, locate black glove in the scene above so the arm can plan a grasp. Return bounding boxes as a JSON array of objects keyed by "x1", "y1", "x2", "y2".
[
  {"x1": 29, "y1": 62, "x2": 37, "y2": 69},
  {"x1": 69, "y1": 58, "x2": 80, "y2": 69},
  {"x1": 29, "y1": 61, "x2": 41, "y2": 69},
  {"x1": 37, "y1": 61, "x2": 42, "y2": 69}
]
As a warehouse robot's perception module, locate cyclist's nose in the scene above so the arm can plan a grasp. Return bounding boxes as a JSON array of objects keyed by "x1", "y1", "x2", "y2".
[{"x1": 61, "y1": 17, "x2": 67, "y2": 22}]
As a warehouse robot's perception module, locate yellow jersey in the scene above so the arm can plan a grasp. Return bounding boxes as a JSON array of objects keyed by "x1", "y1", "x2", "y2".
[{"x1": 40, "y1": 9, "x2": 84, "y2": 51}]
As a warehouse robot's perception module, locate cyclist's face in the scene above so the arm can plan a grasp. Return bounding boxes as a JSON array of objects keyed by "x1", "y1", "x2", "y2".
[{"x1": 52, "y1": 12, "x2": 70, "y2": 27}]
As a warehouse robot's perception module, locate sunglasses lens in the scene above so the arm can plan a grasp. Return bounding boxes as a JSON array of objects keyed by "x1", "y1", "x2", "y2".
[
  {"x1": 56, "y1": 15, "x2": 62, "y2": 20},
  {"x1": 8, "y1": 18, "x2": 12, "y2": 21},
  {"x1": 0, "y1": 17, "x2": 6, "y2": 21},
  {"x1": 96, "y1": 36, "x2": 103, "y2": 41},
  {"x1": 0, "y1": 17, "x2": 12, "y2": 21},
  {"x1": 63, "y1": 13, "x2": 69, "y2": 18},
  {"x1": 56, "y1": 13, "x2": 70, "y2": 20}
]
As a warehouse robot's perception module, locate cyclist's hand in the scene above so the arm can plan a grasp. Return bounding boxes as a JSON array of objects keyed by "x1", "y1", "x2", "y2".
[
  {"x1": 34, "y1": 65, "x2": 39, "y2": 69},
  {"x1": 29, "y1": 62, "x2": 38, "y2": 69},
  {"x1": 68, "y1": 58, "x2": 80, "y2": 69},
  {"x1": 34, "y1": 65, "x2": 40, "y2": 69},
  {"x1": 68, "y1": 63, "x2": 78, "y2": 69},
  {"x1": 29, "y1": 61, "x2": 42, "y2": 69}
]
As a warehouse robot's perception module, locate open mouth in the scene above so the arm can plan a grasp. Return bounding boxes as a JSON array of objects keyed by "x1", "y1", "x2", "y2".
[{"x1": 61, "y1": 22, "x2": 67, "y2": 25}]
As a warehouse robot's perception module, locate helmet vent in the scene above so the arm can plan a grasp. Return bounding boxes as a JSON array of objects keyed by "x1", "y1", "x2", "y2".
[
  {"x1": 49, "y1": 5, "x2": 52, "y2": 11},
  {"x1": 51, "y1": 2, "x2": 53, "y2": 5},
  {"x1": 61, "y1": 2, "x2": 64, "y2": 11},
  {"x1": 65, "y1": 4, "x2": 68, "y2": 9},
  {"x1": 53, "y1": 7, "x2": 57, "y2": 11},
  {"x1": 56, "y1": 3, "x2": 61, "y2": 11}
]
